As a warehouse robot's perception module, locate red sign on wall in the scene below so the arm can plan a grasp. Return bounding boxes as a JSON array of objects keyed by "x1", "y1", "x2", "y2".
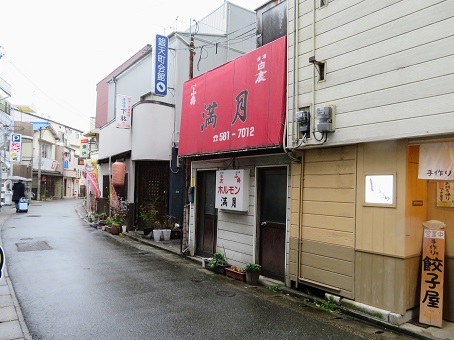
[{"x1": 179, "y1": 36, "x2": 287, "y2": 156}]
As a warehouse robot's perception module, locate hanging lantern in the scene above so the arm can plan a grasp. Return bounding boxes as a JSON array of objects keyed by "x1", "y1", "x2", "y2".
[{"x1": 112, "y1": 161, "x2": 126, "y2": 187}]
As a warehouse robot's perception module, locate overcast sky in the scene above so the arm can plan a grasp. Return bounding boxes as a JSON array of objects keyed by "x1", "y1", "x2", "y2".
[{"x1": 0, "y1": 0, "x2": 267, "y2": 131}]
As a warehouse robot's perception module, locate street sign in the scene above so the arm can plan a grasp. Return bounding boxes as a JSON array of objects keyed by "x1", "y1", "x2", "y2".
[
  {"x1": 151, "y1": 34, "x2": 168, "y2": 96},
  {"x1": 419, "y1": 225, "x2": 446, "y2": 328}
]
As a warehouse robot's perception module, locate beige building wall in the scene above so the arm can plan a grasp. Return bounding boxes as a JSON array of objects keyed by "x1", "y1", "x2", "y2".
[
  {"x1": 291, "y1": 140, "x2": 450, "y2": 315},
  {"x1": 290, "y1": 145, "x2": 356, "y2": 299}
]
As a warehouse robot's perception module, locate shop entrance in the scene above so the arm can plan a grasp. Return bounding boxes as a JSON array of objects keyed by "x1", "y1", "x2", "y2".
[
  {"x1": 195, "y1": 171, "x2": 218, "y2": 257},
  {"x1": 258, "y1": 167, "x2": 287, "y2": 281}
]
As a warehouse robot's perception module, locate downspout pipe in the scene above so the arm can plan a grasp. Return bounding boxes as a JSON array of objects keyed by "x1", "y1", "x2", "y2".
[{"x1": 284, "y1": 0, "x2": 300, "y2": 158}]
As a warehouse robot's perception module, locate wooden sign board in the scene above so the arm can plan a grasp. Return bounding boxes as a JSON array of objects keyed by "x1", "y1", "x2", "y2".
[{"x1": 419, "y1": 228, "x2": 445, "y2": 328}]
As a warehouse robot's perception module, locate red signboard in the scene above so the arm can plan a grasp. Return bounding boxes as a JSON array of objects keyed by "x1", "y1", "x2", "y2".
[{"x1": 179, "y1": 36, "x2": 287, "y2": 156}]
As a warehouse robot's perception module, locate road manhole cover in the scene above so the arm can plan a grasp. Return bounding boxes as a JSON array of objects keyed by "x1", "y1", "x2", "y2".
[
  {"x1": 215, "y1": 291, "x2": 236, "y2": 297},
  {"x1": 191, "y1": 276, "x2": 206, "y2": 283},
  {"x1": 16, "y1": 241, "x2": 52, "y2": 252}
]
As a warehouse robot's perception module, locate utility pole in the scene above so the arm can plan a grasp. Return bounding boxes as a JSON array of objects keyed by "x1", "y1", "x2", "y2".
[
  {"x1": 37, "y1": 127, "x2": 42, "y2": 201},
  {"x1": 189, "y1": 34, "x2": 194, "y2": 80}
]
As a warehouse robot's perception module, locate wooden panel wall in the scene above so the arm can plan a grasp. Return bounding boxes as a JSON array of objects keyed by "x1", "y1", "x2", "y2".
[
  {"x1": 405, "y1": 145, "x2": 427, "y2": 257},
  {"x1": 427, "y1": 179, "x2": 454, "y2": 321},
  {"x1": 287, "y1": 0, "x2": 454, "y2": 147},
  {"x1": 355, "y1": 252, "x2": 407, "y2": 315},
  {"x1": 299, "y1": 145, "x2": 356, "y2": 298},
  {"x1": 427, "y1": 181, "x2": 454, "y2": 258},
  {"x1": 356, "y1": 140, "x2": 407, "y2": 257}
]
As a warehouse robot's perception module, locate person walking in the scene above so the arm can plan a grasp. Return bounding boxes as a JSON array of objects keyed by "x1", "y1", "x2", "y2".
[{"x1": 12, "y1": 179, "x2": 25, "y2": 213}]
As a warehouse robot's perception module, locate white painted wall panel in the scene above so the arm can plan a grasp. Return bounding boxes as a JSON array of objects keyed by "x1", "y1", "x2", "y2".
[
  {"x1": 131, "y1": 103, "x2": 173, "y2": 161},
  {"x1": 98, "y1": 121, "x2": 131, "y2": 159},
  {"x1": 288, "y1": 0, "x2": 454, "y2": 148}
]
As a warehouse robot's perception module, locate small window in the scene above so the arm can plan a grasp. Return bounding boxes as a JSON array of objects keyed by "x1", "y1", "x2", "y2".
[
  {"x1": 318, "y1": 62, "x2": 326, "y2": 81},
  {"x1": 42, "y1": 143, "x2": 52, "y2": 159}
]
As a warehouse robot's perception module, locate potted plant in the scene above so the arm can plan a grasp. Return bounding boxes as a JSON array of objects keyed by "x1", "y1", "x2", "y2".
[
  {"x1": 225, "y1": 265, "x2": 246, "y2": 282},
  {"x1": 111, "y1": 196, "x2": 129, "y2": 235},
  {"x1": 245, "y1": 263, "x2": 262, "y2": 285},
  {"x1": 104, "y1": 216, "x2": 113, "y2": 232},
  {"x1": 161, "y1": 216, "x2": 174, "y2": 241},
  {"x1": 98, "y1": 212, "x2": 107, "y2": 229},
  {"x1": 152, "y1": 220, "x2": 162, "y2": 241},
  {"x1": 204, "y1": 252, "x2": 231, "y2": 275},
  {"x1": 110, "y1": 215, "x2": 122, "y2": 235},
  {"x1": 139, "y1": 201, "x2": 159, "y2": 236}
]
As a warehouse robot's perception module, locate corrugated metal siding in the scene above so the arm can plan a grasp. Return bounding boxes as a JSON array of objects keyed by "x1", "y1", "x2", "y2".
[
  {"x1": 289, "y1": 0, "x2": 454, "y2": 147},
  {"x1": 299, "y1": 145, "x2": 356, "y2": 299},
  {"x1": 187, "y1": 4, "x2": 227, "y2": 35}
]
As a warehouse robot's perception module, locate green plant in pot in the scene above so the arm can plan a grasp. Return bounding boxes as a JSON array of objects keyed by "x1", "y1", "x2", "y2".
[
  {"x1": 105, "y1": 217, "x2": 113, "y2": 227},
  {"x1": 110, "y1": 196, "x2": 129, "y2": 235},
  {"x1": 205, "y1": 252, "x2": 230, "y2": 275},
  {"x1": 140, "y1": 201, "x2": 159, "y2": 236},
  {"x1": 245, "y1": 263, "x2": 262, "y2": 285},
  {"x1": 152, "y1": 220, "x2": 162, "y2": 241}
]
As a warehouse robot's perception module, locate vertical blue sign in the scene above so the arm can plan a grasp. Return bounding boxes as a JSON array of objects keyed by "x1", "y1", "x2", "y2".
[{"x1": 152, "y1": 34, "x2": 169, "y2": 96}]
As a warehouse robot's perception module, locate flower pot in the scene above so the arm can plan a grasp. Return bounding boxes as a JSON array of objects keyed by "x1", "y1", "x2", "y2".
[
  {"x1": 122, "y1": 225, "x2": 127, "y2": 233},
  {"x1": 143, "y1": 228, "x2": 153, "y2": 236},
  {"x1": 170, "y1": 230, "x2": 181, "y2": 239},
  {"x1": 162, "y1": 229, "x2": 171, "y2": 241},
  {"x1": 153, "y1": 229, "x2": 162, "y2": 241},
  {"x1": 225, "y1": 267, "x2": 246, "y2": 282},
  {"x1": 203, "y1": 259, "x2": 231, "y2": 275},
  {"x1": 111, "y1": 223, "x2": 120, "y2": 235},
  {"x1": 246, "y1": 271, "x2": 261, "y2": 285}
]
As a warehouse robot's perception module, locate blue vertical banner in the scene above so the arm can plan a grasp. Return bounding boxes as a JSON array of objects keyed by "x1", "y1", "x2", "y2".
[
  {"x1": 151, "y1": 34, "x2": 169, "y2": 96},
  {"x1": 9, "y1": 133, "x2": 22, "y2": 162}
]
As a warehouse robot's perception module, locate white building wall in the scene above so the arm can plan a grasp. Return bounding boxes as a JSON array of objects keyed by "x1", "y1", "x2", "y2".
[
  {"x1": 107, "y1": 55, "x2": 154, "y2": 122},
  {"x1": 131, "y1": 102, "x2": 173, "y2": 161},
  {"x1": 287, "y1": 0, "x2": 454, "y2": 148},
  {"x1": 189, "y1": 154, "x2": 291, "y2": 270},
  {"x1": 98, "y1": 120, "x2": 131, "y2": 159}
]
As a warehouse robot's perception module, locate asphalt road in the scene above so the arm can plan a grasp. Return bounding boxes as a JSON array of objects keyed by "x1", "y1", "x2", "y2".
[{"x1": 1, "y1": 199, "x2": 415, "y2": 340}]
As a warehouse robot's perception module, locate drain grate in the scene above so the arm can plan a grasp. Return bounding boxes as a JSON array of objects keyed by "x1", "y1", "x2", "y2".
[
  {"x1": 20, "y1": 238, "x2": 33, "y2": 240},
  {"x1": 26, "y1": 215, "x2": 41, "y2": 218},
  {"x1": 16, "y1": 241, "x2": 52, "y2": 252}
]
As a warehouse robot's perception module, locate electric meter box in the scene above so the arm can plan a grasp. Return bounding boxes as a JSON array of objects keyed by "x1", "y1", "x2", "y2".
[
  {"x1": 316, "y1": 106, "x2": 335, "y2": 132},
  {"x1": 296, "y1": 111, "x2": 310, "y2": 133}
]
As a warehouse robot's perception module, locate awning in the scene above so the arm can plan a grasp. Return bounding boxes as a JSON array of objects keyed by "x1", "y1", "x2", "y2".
[
  {"x1": 97, "y1": 150, "x2": 131, "y2": 164},
  {"x1": 6, "y1": 176, "x2": 32, "y2": 182},
  {"x1": 31, "y1": 122, "x2": 51, "y2": 131}
]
